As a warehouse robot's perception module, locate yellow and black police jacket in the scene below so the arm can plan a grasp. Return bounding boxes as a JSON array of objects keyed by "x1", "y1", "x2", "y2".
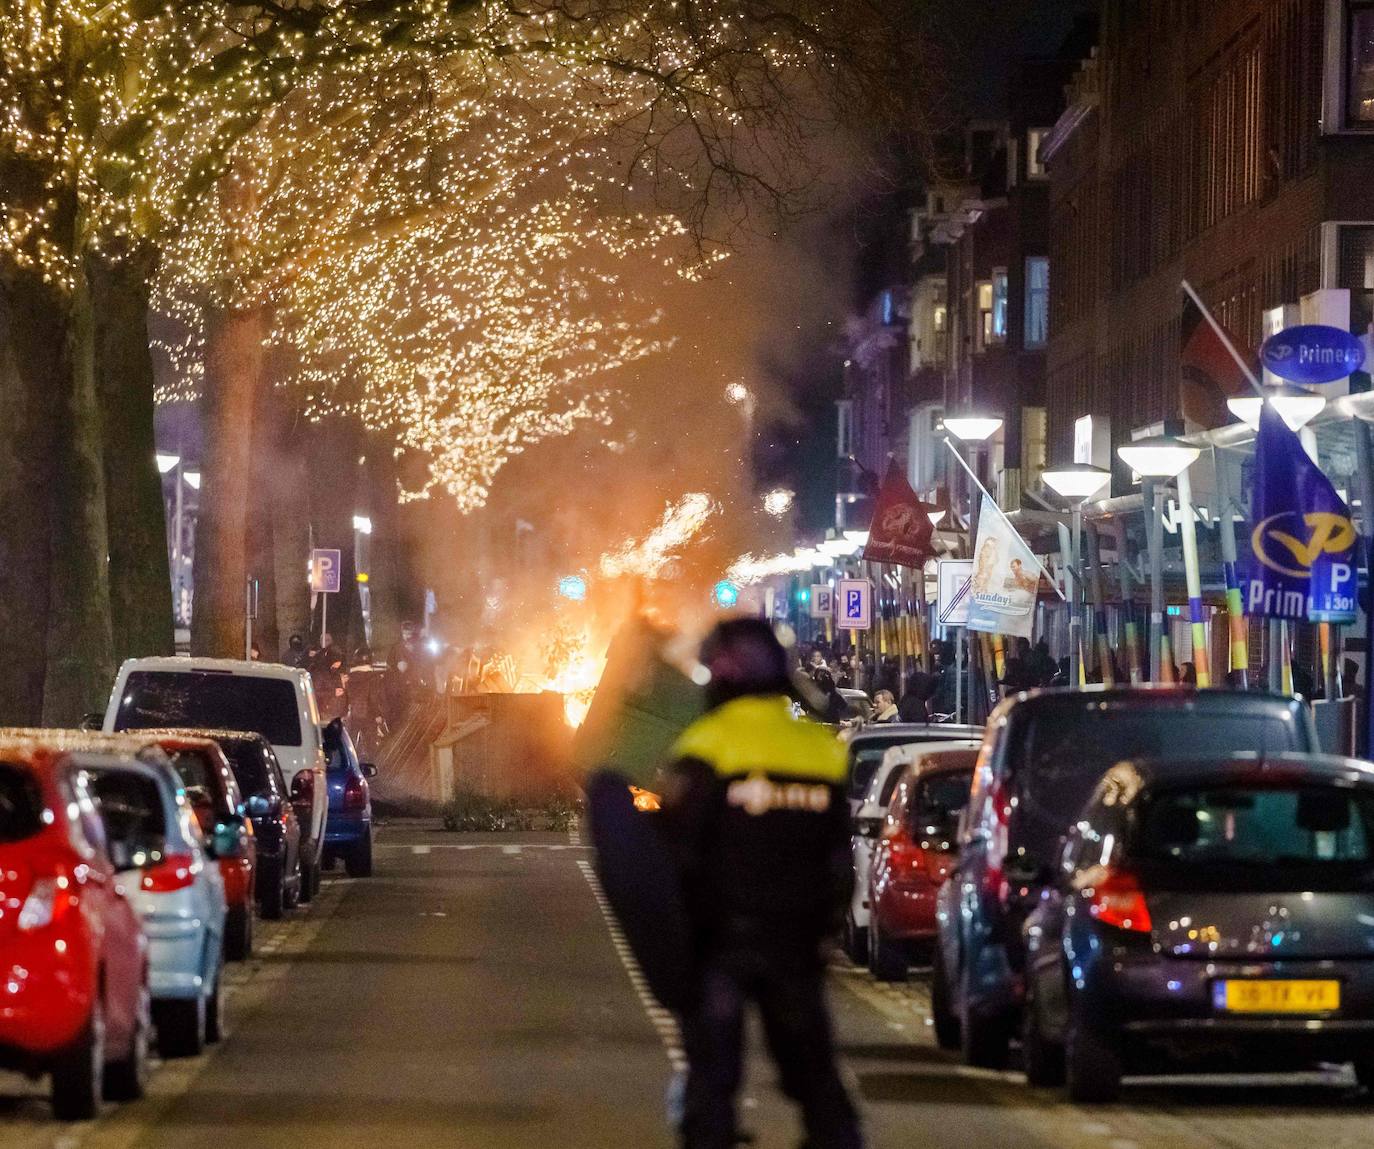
[{"x1": 658, "y1": 694, "x2": 852, "y2": 958}]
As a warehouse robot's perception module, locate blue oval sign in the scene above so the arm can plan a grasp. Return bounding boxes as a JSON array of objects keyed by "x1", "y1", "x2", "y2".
[{"x1": 1260, "y1": 324, "x2": 1366, "y2": 384}]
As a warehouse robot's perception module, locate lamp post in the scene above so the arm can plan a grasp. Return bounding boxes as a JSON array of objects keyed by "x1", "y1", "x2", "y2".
[
  {"x1": 1043, "y1": 462, "x2": 1111, "y2": 690},
  {"x1": 1117, "y1": 434, "x2": 1202, "y2": 684},
  {"x1": 944, "y1": 414, "x2": 1002, "y2": 721}
]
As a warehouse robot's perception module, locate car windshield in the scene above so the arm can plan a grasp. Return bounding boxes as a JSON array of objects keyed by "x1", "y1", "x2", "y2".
[
  {"x1": 220, "y1": 741, "x2": 277, "y2": 799},
  {"x1": 1010, "y1": 702, "x2": 1303, "y2": 866},
  {"x1": 1133, "y1": 783, "x2": 1374, "y2": 892},
  {"x1": 850, "y1": 740, "x2": 915, "y2": 800},
  {"x1": 114, "y1": 671, "x2": 302, "y2": 747},
  {"x1": 906, "y1": 771, "x2": 973, "y2": 837},
  {"x1": 0, "y1": 761, "x2": 44, "y2": 845},
  {"x1": 87, "y1": 771, "x2": 168, "y2": 864}
]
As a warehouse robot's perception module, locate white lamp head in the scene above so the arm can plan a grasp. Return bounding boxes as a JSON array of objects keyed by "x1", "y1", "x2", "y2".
[
  {"x1": 1042, "y1": 462, "x2": 1111, "y2": 502},
  {"x1": 943, "y1": 414, "x2": 1004, "y2": 442},
  {"x1": 1116, "y1": 434, "x2": 1201, "y2": 479},
  {"x1": 1227, "y1": 385, "x2": 1326, "y2": 432}
]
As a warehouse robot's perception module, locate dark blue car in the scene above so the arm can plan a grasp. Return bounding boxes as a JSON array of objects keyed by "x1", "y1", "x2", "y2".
[
  {"x1": 322, "y1": 719, "x2": 376, "y2": 878},
  {"x1": 1024, "y1": 754, "x2": 1374, "y2": 1102}
]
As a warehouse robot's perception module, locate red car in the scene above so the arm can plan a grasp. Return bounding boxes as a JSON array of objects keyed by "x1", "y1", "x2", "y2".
[
  {"x1": 0, "y1": 746, "x2": 150, "y2": 1119},
  {"x1": 868, "y1": 745, "x2": 977, "y2": 982}
]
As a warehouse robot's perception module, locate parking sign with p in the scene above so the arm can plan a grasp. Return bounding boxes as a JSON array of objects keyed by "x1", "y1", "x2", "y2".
[
  {"x1": 836, "y1": 579, "x2": 872, "y2": 630},
  {"x1": 310, "y1": 548, "x2": 343, "y2": 595}
]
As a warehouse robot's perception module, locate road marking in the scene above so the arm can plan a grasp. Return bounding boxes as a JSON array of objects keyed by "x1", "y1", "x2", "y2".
[
  {"x1": 568, "y1": 819, "x2": 583, "y2": 847},
  {"x1": 502, "y1": 844, "x2": 522, "y2": 855},
  {"x1": 577, "y1": 859, "x2": 686, "y2": 1073},
  {"x1": 410, "y1": 844, "x2": 432, "y2": 855}
]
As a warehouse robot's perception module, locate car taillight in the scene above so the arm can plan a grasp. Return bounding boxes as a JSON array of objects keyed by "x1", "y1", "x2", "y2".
[
  {"x1": 140, "y1": 853, "x2": 200, "y2": 893},
  {"x1": 18, "y1": 874, "x2": 73, "y2": 932},
  {"x1": 980, "y1": 780, "x2": 1011, "y2": 901},
  {"x1": 343, "y1": 773, "x2": 368, "y2": 811},
  {"x1": 1086, "y1": 868, "x2": 1152, "y2": 933}
]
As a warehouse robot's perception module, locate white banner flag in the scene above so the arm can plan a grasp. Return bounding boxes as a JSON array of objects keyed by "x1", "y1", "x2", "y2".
[{"x1": 966, "y1": 494, "x2": 1040, "y2": 639}]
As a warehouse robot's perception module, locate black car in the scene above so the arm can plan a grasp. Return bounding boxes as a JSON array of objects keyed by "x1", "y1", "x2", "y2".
[
  {"x1": 209, "y1": 730, "x2": 303, "y2": 920},
  {"x1": 933, "y1": 687, "x2": 1319, "y2": 1069},
  {"x1": 1023, "y1": 754, "x2": 1374, "y2": 1102}
]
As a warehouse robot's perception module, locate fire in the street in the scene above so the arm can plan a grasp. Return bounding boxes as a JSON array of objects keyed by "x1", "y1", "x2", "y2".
[{"x1": 598, "y1": 493, "x2": 718, "y2": 580}]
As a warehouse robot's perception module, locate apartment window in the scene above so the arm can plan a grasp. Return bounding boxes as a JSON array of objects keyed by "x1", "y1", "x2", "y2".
[
  {"x1": 1027, "y1": 128, "x2": 1051, "y2": 179},
  {"x1": 978, "y1": 281, "x2": 994, "y2": 345},
  {"x1": 1025, "y1": 257, "x2": 1049, "y2": 348},
  {"x1": 933, "y1": 305, "x2": 947, "y2": 333},
  {"x1": 1351, "y1": 3, "x2": 1374, "y2": 124},
  {"x1": 991, "y1": 270, "x2": 1008, "y2": 342}
]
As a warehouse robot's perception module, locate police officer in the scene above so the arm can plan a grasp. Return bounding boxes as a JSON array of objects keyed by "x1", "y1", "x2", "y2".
[{"x1": 659, "y1": 618, "x2": 863, "y2": 1149}]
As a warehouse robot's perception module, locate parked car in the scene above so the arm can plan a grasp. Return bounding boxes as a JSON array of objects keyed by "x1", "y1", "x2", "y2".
[
  {"x1": 81, "y1": 753, "x2": 227, "y2": 1059},
  {"x1": 0, "y1": 728, "x2": 256, "y2": 961},
  {"x1": 1023, "y1": 753, "x2": 1374, "y2": 1101},
  {"x1": 934, "y1": 687, "x2": 1320, "y2": 1069},
  {"x1": 867, "y1": 745, "x2": 978, "y2": 981},
  {"x1": 144, "y1": 732, "x2": 256, "y2": 960},
  {"x1": 0, "y1": 747, "x2": 150, "y2": 1119},
  {"x1": 322, "y1": 718, "x2": 377, "y2": 878},
  {"x1": 105, "y1": 657, "x2": 328, "y2": 903},
  {"x1": 846, "y1": 737, "x2": 981, "y2": 963},
  {"x1": 844, "y1": 723, "x2": 984, "y2": 815},
  {"x1": 208, "y1": 731, "x2": 303, "y2": 920}
]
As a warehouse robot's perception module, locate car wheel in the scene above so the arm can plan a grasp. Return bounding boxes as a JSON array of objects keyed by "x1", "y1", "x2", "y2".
[
  {"x1": 930, "y1": 948, "x2": 961, "y2": 1051},
  {"x1": 284, "y1": 861, "x2": 302, "y2": 910},
  {"x1": 51, "y1": 997, "x2": 105, "y2": 1120},
  {"x1": 205, "y1": 976, "x2": 223, "y2": 1045},
  {"x1": 259, "y1": 863, "x2": 285, "y2": 920},
  {"x1": 154, "y1": 995, "x2": 206, "y2": 1059},
  {"x1": 299, "y1": 859, "x2": 318, "y2": 903},
  {"x1": 345, "y1": 831, "x2": 374, "y2": 878},
  {"x1": 1355, "y1": 1056, "x2": 1374, "y2": 1092},
  {"x1": 1065, "y1": 1006, "x2": 1122, "y2": 1104},
  {"x1": 224, "y1": 904, "x2": 253, "y2": 961},
  {"x1": 1022, "y1": 988, "x2": 1065, "y2": 1088},
  {"x1": 960, "y1": 968, "x2": 1012, "y2": 1070},
  {"x1": 843, "y1": 910, "x2": 869, "y2": 965},
  {"x1": 104, "y1": 979, "x2": 151, "y2": 1102},
  {"x1": 869, "y1": 920, "x2": 908, "y2": 983}
]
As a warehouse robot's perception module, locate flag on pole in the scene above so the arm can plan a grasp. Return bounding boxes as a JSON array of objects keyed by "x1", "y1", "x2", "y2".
[
  {"x1": 966, "y1": 493, "x2": 1042, "y2": 639},
  {"x1": 861, "y1": 461, "x2": 936, "y2": 568},
  {"x1": 1180, "y1": 293, "x2": 1255, "y2": 429},
  {"x1": 1245, "y1": 403, "x2": 1357, "y2": 621}
]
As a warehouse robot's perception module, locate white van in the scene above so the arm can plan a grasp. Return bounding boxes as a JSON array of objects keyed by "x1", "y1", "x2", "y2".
[{"x1": 103, "y1": 658, "x2": 329, "y2": 900}]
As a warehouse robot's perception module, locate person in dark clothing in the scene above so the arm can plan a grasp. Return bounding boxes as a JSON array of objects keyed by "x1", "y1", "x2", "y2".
[
  {"x1": 1028, "y1": 639, "x2": 1056, "y2": 687},
  {"x1": 284, "y1": 633, "x2": 308, "y2": 669},
  {"x1": 928, "y1": 640, "x2": 960, "y2": 717},
  {"x1": 659, "y1": 619, "x2": 864, "y2": 1149},
  {"x1": 999, "y1": 637, "x2": 1036, "y2": 695},
  {"x1": 811, "y1": 668, "x2": 854, "y2": 726},
  {"x1": 897, "y1": 665, "x2": 934, "y2": 723}
]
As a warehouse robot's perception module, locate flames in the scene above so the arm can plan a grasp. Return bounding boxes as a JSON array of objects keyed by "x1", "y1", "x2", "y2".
[
  {"x1": 529, "y1": 622, "x2": 607, "y2": 728},
  {"x1": 598, "y1": 493, "x2": 718, "y2": 579}
]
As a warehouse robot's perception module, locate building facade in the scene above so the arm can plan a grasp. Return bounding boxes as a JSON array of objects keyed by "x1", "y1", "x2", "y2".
[{"x1": 1044, "y1": 0, "x2": 1374, "y2": 475}]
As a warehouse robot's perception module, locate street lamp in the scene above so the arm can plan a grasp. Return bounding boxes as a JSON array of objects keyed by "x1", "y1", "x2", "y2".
[
  {"x1": 1043, "y1": 463, "x2": 1111, "y2": 689},
  {"x1": 942, "y1": 415, "x2": 1004, "y2": 442},
  {"x1": 1227, "y1": 384, "x2": 1326, "y2": 432},
  {"x1": 155, "y1": 452, "x2": 180, "y2": 474},
  {"x1": 1117, "y1": 435, "x2": 1200, "y2": 684}
]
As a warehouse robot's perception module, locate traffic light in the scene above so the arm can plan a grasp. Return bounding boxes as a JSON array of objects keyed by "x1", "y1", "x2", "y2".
[
  {"x1": 713, "y1": 581, "x2": 740, "y2": 608},
  {"x1": 795, "y1": 587, "x2": 811, "y2": 604}
]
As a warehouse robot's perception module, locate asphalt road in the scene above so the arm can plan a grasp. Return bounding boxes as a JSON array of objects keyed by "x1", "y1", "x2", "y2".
[{"x1": 4, "y1": 820, "x2": 1374, "y2": 1148}]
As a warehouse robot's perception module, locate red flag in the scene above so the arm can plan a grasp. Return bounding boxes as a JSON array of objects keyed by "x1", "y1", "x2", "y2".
[
  {"x1": 1180, "y1": 293, "x2": 1255, "y2": 429},
  {"x1": 861, "y1": 462, "x2": 936, "y2": 568}
]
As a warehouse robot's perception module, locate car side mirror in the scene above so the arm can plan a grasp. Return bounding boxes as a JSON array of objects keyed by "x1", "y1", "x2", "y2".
[
  {"x1": 361, "y1": 762, "x2": 378, "y2": 779},
  {"x1": 853, "y1": 817, "x2": 882, "y2": 839},
  {"x1": 210, "y1": 821, "x2": 242, "y2": 859}
]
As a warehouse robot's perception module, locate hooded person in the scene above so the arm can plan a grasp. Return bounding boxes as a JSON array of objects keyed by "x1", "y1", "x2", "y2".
[{"x1": 657, "y1": 618, "x2": 864, "y2": 1149}]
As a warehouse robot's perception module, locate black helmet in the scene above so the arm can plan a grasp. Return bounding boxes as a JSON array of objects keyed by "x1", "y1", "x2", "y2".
[{"x1": 698, "y1": 618, "x2": 791, "y2": 708}]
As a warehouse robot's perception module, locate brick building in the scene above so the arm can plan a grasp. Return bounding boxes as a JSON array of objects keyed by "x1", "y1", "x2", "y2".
[{"x1": 1044, "y1": 0, "x2": 1374, "y2": 476}]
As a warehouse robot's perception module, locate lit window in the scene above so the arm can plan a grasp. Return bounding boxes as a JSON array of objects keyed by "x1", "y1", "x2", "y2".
[
  {"x1": 933, "y1": 305, "x2": 947, "y2": 333},
  {"x1": 1025, "y1": 257, "x2": 1049, "y2": 348},
  {"x1": 1027, "y1": 128, "x2": 1051, "y2": 178},
  {"x1": 991, "y1": 269, "x2": 1008, "y2": 342},
  {"x1": 1350, "y1": 4, "x2": 1374, "y2": 124},
  {"x1": 977, "y1": 281, "x2": 993, "y2": 346}
]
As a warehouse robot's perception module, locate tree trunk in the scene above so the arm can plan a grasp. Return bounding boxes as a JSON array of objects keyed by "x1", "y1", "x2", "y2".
[
  {"x1": 190, "y1": 303, "x2": 266, "y2": 658},
  {"x1": 42, "y1": 260, "x2": 116, "y2": 724},
  {"x1": 305, "y1": 418, "x2": 365, "y2": 657},
  {"x1": 0, "y1": 272, "x2": 65, "y2": 723},
  {"x1": 91, "y1": 252, "x2": 173, "y2": 665}
]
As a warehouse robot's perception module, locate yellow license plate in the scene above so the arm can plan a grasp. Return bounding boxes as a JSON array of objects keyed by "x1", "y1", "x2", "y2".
[{"x1": 1217, "y1": 979, "x2": 1340, "y2": 1013}]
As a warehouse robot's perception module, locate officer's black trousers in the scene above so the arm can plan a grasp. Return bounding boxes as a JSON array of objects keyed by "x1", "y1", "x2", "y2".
[{"x1": 679, "y1": 949, "x2": 863, "y2": 1149}]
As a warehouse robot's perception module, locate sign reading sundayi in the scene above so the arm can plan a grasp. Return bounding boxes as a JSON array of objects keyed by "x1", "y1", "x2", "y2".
[{"x1": 966, "y1": 494, "x2": 1041, "y2": 639}]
